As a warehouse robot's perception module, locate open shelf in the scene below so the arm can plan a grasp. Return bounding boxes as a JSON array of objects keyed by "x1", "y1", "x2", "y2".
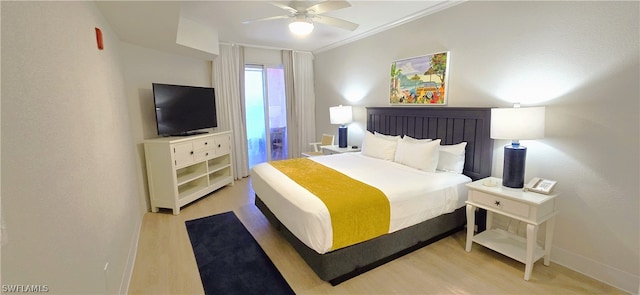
[
  {"x1": 177, "y1": 176, "x2": 208, "y2": 200},
  {"x1": 176, "y1": 161, "x2": 207, "y2": 185},
  {"x1": 473, "y1": 228, "x2": 545, "y2": 264},
  {"x1": 208, "y1": 154, "x2": 231, "y2": 173},
  {"x1": 209, "y1": 168, "x2": 231, "y2": 185}
]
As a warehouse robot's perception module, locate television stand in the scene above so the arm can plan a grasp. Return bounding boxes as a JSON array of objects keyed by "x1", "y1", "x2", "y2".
[{"x1": 143, "y1": 131, "x2": 234, "y2": 214}]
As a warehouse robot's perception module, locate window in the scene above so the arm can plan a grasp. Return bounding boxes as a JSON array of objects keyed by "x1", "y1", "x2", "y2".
[{"x1": 244, "y1": 65, "x2": 287, "y2": 168}]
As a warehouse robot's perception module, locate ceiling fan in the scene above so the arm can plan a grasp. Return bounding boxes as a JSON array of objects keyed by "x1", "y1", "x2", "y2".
[{"x1": 242, "y1": 1, "x2": 359, "y2": 35}]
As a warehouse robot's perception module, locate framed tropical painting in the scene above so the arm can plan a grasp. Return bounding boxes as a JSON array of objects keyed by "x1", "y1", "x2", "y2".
[{"x1": 390, "y1": 51, "x2": 450, "y2": 105}]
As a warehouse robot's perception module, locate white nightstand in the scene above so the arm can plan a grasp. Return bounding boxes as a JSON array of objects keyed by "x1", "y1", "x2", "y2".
[
  {"x1": 465, "y1": 177, "x2": 559, "y2": 280},
  {"x1": 321, "y1": 145, "x2": 361, "y2": 155}
]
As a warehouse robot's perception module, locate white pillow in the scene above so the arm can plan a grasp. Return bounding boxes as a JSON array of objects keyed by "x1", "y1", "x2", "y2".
[
  {"x1": 362, "y1": 132, "x2": 398, "y2": 161},
  {"x1": 394, "y1": 138, "x2": 441, "y2": 172},
  {"x1": 402, "y1": 135, "x2": 433, "y2": 143},
  {"x1": 374, "y1": 131, "x2": 401, "y2": 141},
  {"x1": 437, "y1": 142, "x2": 467, "y2": 173}
]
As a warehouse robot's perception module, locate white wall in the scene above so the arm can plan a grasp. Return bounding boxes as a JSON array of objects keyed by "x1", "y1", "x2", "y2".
[
  {"x1": 314, "y1": 1, "x2": 639, "y2": 292},
  {"x1": 1, "y1": 2, "x2": 142, "y2": 293},
  {"x1": 118, "y1": 42, "x2": 214, "y2": 212},
  {"x1": 244, "y1": 46, "x2": 282, "y2": 65}
]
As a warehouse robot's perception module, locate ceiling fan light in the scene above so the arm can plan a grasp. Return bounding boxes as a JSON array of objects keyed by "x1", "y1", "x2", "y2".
[{"x1": 289, "y1": 20, "x2": 314, "y2": 35}]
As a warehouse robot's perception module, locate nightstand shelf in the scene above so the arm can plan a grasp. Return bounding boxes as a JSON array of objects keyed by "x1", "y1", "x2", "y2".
[{"x1": 473, "y1": 228, "x2": 545, "y2": 264}]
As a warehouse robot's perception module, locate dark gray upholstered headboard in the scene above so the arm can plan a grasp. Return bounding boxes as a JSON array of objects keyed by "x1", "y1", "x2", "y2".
[{"x1": 366, "y1": 107, "x2": 493, "y2": 181}]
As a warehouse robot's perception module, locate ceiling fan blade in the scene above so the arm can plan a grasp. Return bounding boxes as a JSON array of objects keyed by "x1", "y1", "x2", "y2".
[
  {"x1": 306, "y1": 0, "x2": 351, "y2": 14},
  {"x1": 269, "y1": 2, "x2": 298, "y2": 14},
  {"x1": 242, "y1": 15, "x2": 290, "y2": 24},
  {"x1": 313, "y1": 15, "x2": 359, "y2": 31}
]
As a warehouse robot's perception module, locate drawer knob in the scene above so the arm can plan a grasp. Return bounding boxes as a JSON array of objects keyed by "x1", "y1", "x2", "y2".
[
  {"x1": 205, "y1": 142, "x2": 208, "y2": 145},
  {"x1": 494, "y1": 200, "x2": 501, "y2": 207},
  {"x1": 218, "y1": 144, "x2": 221, "y2": 148},
  {"x1": 190, "y1": 151, "x2": 194, "y2": 155}
]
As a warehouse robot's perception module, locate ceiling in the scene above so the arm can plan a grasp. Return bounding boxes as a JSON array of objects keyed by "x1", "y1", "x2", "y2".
[{"x1": 97, "y1": 1, "x2": 462, "y2": 59}]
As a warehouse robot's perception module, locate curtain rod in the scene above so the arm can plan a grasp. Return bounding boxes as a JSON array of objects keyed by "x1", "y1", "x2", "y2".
[{"x1": 218, "y1": 42, "x2": 312, "y2": 55}]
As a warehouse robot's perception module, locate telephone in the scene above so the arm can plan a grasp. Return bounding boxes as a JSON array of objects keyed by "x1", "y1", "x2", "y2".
[{"x1": 524, "y1": 177, "x2": 557, "y2": 194}]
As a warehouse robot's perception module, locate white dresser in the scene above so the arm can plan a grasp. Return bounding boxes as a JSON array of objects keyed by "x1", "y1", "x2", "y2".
[{"x1": 143, "y1": 131, "x2": 234, "y2": 215}]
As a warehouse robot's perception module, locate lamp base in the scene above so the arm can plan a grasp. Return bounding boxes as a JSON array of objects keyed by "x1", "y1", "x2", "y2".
[
  {"x1": 503, "y1": 144, "x2": 527, "y2": 188},
  {"x1": 338, "y1": 126, "x2": 348, "y2": 148}
]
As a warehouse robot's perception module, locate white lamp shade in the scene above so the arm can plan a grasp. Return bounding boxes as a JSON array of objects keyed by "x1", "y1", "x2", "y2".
[
  {"x1": 330, "y1": 105, "x2": 353, "y2": 125},
  {"x1": 289, "y1": 20, "x2": 314, "y2": 35},
  {"x1": 491, "y1": 107, "x2": 545, "y2": 140}
]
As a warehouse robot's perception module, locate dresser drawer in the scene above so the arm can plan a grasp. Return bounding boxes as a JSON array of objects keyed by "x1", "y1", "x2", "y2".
[
  {"x1": 214, "y1": 134, "x2": 231, "y2": 155},
  {"x1": 172, "y1": 142, "x2": 195, "y2": 167},
  {"x1": 193, "y1": 148, "x2": 215, "y2": 162},
  {"x1": 172, "y1": 137, "x2": 215, "y2": 167},
  {"x1": 471, "y1": 190, "x2": 530, "y2": 218},
  {"x1": 193, "y1": 137, "x2": 214, "y2": 151}
]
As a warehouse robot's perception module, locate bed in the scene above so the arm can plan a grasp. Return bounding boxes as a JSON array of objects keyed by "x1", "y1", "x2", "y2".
[{"x1": 251, "y1": 107, "x2": 493, "y2": 285}]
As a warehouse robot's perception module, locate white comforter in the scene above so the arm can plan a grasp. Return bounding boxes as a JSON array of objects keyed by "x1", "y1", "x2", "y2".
[{"x1": 251, "y1": 153, "x2": 470, "y2": 254}]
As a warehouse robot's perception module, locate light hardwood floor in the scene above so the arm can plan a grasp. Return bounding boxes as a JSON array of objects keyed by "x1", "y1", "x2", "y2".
[{"x1": 128, "y1": 178, "x2": 626, "y2": 294}]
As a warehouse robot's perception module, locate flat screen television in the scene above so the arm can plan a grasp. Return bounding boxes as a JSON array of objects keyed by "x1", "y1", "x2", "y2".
[{"x1": 152, "y1": 83, "x2": 218, "y2": 136}]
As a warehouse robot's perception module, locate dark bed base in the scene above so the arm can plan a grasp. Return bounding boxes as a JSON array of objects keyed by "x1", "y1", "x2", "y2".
[{"x1": 256, "y1": 195, "x2": 466, "y2": 285}]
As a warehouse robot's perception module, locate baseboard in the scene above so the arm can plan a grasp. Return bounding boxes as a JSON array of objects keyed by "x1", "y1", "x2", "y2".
[
  {"x1": 119, "y1": 217, "x2": 143, "y2": 294},
  {"x1": 552, "y1": 245, "x2": 639, "y2": 294}
]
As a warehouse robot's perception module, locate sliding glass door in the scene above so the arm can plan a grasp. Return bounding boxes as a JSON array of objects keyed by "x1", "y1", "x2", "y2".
[{"x1": 244, "y1": 65, "x2": 287, "y2": 168}]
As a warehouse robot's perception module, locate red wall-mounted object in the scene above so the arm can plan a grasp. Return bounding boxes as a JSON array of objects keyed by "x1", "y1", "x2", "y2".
[{"x1": 95, "y1": 27, "x2": 103, "y2": 50}]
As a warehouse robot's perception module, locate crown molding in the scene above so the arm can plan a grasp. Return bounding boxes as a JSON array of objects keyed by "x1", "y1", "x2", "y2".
[{"x1": 313, "y1": 0, "x2": 465, "y2": 54}]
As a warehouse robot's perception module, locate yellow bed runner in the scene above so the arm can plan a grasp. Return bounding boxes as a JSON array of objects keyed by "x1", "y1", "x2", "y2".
[{"x1": 269, "y1": 158, "x2": 390, "y2": 251}]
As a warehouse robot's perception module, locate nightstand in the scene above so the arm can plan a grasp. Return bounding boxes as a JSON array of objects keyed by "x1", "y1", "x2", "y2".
[
  {"x1": 465, "y1": 177, "x2": 559, "y2": 280},
  {"x1": 321, "y1": 145, "x2": 361, "y2": 155}
]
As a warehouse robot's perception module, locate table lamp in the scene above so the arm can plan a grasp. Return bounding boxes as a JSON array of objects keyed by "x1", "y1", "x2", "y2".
[
  {"x1": 330, "y1": 105, "x2": 353, "y2": 148},
  {"x1": 491, "y1": 104, "x2": 545, "y2": 188}
]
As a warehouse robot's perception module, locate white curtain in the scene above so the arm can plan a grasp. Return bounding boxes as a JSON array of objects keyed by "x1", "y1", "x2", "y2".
[
  {"x1": 213, "y1": 44, "x2": 249, "y2": 179},
  {"x1": 283, "y1": 50, "x2": 316, "y2": 158},
  {"x1": 282, "y1": 50, "x2": 298, "y2": 158}
]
